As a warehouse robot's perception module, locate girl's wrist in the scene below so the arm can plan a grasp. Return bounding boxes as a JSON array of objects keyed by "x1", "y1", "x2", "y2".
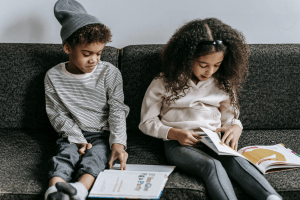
[{"x1": 167, "y1": 128, "x2": 178, "y2": 140}]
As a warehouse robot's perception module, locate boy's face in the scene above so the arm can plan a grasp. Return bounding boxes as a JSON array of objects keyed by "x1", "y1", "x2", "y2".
[
  {"x1": 63, "y1": 42, "x2": 105, "y2": 74},
  {"x1": 192, "y1": 52, "x2": 224, "y2": 84}
]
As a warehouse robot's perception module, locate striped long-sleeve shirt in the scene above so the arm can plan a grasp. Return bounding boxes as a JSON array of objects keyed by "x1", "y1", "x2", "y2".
[{"x1": 44, "y1": 61, "x2": 129, "y2": 148}]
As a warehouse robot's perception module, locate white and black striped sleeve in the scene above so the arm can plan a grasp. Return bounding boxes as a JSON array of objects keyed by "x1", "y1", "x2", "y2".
[
  {"x1": 105, "y1": 66, "x2": 130, "y2": 149},
  {"x1": 44, "y1": 74, "x2": 88, "y2": 144}
]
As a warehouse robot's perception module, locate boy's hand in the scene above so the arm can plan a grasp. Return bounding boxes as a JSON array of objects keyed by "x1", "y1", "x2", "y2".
[
  {"x1": 76, "y1": 143, "x2": 92, "y2": 159},
  {"x1": 108, "y1": 143, "x2": 128, "y2": 170},
  {"x1": 168, "y1": 128, "x2": 202, "y2": 146},
  {"x1": 216, "y1": 124, "x2": 242, "y2": 151}
]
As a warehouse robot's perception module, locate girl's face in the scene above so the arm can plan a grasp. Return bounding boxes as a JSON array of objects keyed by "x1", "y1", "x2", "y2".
[
  {"x1": 63, "y1": 41, "x2": 105, "y2": 74},
  {"x1": 192, "y1": 51, "x2": 224, "y2": 83}
]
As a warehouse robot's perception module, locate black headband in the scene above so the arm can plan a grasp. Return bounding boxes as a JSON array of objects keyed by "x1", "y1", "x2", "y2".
[{"x1": 198, "y1": 40, "x2": 223, "y2": 46}]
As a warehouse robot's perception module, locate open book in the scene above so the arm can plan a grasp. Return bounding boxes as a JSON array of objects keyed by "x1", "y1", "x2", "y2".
[
  {"x1": 88, "y1": 164, "x2": 175, "y2": 199},
  {"x1": 199, "y1": 127, "x2": 300, "y2": 174}
]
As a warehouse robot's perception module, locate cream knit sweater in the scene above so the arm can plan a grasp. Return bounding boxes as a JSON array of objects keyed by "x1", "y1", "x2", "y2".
[{"x1": 139, "y1": 77, "x2": 243, "y2": 140}]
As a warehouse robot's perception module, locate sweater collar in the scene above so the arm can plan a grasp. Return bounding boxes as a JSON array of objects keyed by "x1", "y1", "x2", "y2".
[{"x1": 189, "y1": 77, "x2": 215, "y2": 89}]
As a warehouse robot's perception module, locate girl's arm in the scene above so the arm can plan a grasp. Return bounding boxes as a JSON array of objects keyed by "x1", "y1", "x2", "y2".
[
  {"x1": 220, "y1": 99, "x2": 243, "y2": 129},
  {"x1": 216, "y1": 99, "x2": 243, "y2": 150},
  {"x1": 139, "y1": 78, "x2": 172, "y2": 140},
  {"x1": 139, "y1": 78, "x2": 201, "y2": 146}
]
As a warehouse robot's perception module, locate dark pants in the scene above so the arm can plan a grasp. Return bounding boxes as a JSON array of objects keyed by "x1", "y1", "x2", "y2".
[{"x1": 48, "y1": 131, "x2": 111, "y2": 182}]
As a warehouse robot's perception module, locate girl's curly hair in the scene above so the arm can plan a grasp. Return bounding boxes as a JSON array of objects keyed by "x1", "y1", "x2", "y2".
[
  {"x1": 66, "y1": 23, "x2": 112, "y2": 47},
  {"x1": 158, "y1": 18, "x2": 249, "y2": 118}
]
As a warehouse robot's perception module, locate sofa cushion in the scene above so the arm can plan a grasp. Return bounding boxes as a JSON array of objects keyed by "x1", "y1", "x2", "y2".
[
  {"x1": 121, "y1": 44, "x2": 300, "y2": 131},
  {"x1": 0, "y1": 44, "x2": 119, "y2": 129},
  {"x1": 2, "y1": 128, "x2": 299, "y2": 199}
]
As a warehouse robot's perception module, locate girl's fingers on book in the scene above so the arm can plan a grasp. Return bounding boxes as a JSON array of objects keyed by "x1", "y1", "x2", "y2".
[
  {"x1": 227, "y1": 133, "x2": 235, "y2": 145},
  {"x1": 189, "y1": 136, "x2": 199, "y2": 143},
  {"x1": 221, "y1": 130, "x2": 231, "y2": 143},
  {"x1": 235, "y1": 142, "x2": 239, "y2": 151},
  {"x1": 216, "y1": 126, "x2": 228, "y2": 134},
  {"x1": 231, "y1": 140, "x2": 236, "y2": 150},
  {"x1": 191, "y1": 132, "x2": 202, "y2": 140}
]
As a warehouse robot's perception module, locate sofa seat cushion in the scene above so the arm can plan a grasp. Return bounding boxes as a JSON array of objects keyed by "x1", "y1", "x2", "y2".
[
  {"x1": 1, "y1": 128, "x2": 299, "y2": 199},
  {"x1": 0, "y1": 128, "x2": 58, "y2": 198}
]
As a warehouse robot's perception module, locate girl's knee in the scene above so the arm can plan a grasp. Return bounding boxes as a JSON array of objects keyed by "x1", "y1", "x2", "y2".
[{"x1": 201, "y1": 157, "x2": 222, "y2": 173}]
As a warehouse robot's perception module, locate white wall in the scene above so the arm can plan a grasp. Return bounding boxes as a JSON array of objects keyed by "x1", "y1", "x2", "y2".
[{"x1": 1, "y1": 0, "x2": 300, "y2": 48}]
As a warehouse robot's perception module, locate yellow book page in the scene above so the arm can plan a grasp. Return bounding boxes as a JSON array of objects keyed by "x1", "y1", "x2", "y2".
[{"x1": 241, "y1": 148, "x2": 286, "y2": 165}]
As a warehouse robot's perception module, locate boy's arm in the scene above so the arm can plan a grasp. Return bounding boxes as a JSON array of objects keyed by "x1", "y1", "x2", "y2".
[
  {"x1": 45, "y1": 75, "x2": 87, "y2": 144},
  {"x1": 105, "y1": 65, "x2": 129, "y2": 149},
  {"x1": 138, "y1": 78, "x2": 172, "y2": 140}
]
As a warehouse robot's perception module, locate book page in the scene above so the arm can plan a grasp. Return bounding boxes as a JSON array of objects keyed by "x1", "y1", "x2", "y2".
[
  {"x1": 89, "y1": 171, "x2": 167, "y2": 199},
  {"x1": 200, "y1": 127, "x2": 245, "y2": 157},
  {"x1": 238, "y1": 144, "x2": 300, "y2": 173}
]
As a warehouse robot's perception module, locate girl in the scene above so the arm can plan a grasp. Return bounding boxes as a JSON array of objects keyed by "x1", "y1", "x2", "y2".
[{"x1": 139, "y1": 18, "x2": 282, "y2": 200}]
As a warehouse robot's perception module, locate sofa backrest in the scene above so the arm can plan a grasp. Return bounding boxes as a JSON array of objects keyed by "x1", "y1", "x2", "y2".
[
  {"x1": 121, "y1": 45, "x2": 163, "y2": 131},
  {"x1": 239, "y1": 44, "x2": 300, "y2": 129},
  {"x1": 0, "y1": 43, "x2": 119, "y2": 129},
  {"x1": 121, "y1": 44, "x2": 300, "y2": 131},
  {"x1": 1, "y1": 43, "x2": 299, "y2": 130}
]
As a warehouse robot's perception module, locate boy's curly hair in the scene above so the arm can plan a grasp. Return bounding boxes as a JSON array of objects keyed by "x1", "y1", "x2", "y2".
[
  {"x1": 158, "y1": 18, "x2": 249, "y2": 118},
  {"x1": 66, "y1": 23, "x2": 112, "y2": 47}
]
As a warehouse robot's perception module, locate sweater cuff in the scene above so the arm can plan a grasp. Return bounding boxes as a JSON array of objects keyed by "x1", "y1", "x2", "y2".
[
  {"x1": 110, "y1": 141, "x2": 127, "y2": 150},
  {"x1": 223, "y1": 119, "x2": 243, "y2": 130},
  {"x1": 158, "y1": 125, "x2": 172, "y2": 141},
  {"x1": 110, "y1": 142, "x2": 127, "y2": 151}
]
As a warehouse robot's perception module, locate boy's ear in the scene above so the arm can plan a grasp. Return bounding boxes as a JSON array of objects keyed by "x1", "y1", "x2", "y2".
[{"x1": 63, "y1": 42, "x2": 71, "y2": 54}]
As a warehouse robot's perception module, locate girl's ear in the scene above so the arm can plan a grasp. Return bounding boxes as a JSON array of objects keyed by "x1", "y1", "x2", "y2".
[{"x1": 63, "y1": 42, "x2": 71, "y2": 54}]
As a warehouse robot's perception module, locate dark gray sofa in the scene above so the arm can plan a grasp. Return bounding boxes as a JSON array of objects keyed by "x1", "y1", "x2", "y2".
[{"x1": 0, "y1": 43, "x2": 300, "y2": 200}]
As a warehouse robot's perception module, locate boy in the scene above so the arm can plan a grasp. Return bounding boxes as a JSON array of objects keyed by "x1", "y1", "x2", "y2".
[{"x1": 44, "y1": 0, "x2": 129, "y2": 199}]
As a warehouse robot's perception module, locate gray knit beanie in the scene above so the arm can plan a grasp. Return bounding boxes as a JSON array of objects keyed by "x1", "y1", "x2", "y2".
[{"x1": 54, "y1": 0, "x2": 101, "y2": 45}]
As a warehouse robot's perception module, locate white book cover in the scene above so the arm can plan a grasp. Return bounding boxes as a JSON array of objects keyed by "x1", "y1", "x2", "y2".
[{"x1": 88, "y1": 164, "x2": 175, "y2": 199}]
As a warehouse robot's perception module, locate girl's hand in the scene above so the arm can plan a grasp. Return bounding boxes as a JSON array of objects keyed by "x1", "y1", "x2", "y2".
[
  {"x1": 215, "y1": 124, "x2": 242, "y2": 151},
  {"x1": 168, "y1": 128, "x2": 202, "y2": 146}
]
